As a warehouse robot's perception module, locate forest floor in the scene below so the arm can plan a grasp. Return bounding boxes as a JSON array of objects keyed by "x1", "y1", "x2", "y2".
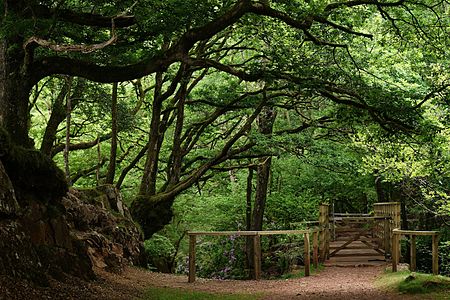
[{"x1": 0, "y1": 265, "x2": 432, "y2": 299}]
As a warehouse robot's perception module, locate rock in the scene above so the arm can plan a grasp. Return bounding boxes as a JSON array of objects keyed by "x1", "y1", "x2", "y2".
[
  {"x1": 405, "y1": 273, "x2": 416, "y2": 282},
  {"x1": 0, "y1": 219, "x2": 47, "y2": 285},
  {"x1": 63, "y1": 187, "x2": 145, "y2": 271},
  {"x1": 76, "y1": 185, "x2": 130, "y2": 218},
  {"x1": 0, "y1": 158, "x2": 144, "y2": 286}
]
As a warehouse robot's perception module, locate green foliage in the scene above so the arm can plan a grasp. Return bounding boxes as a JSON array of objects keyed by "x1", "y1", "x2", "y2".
[
  {"x1": 144, "y1": 234, "x2": 176, "y2": 272},
  {"x1": 196, "y1": 236, "x2": 247, "y2": 279},
  {"x1": 144, "y1": 234, "x2": 176, "y2": 258},
  {"x1": 16, "y1": 0, "x2": 450, "y2": 276}
]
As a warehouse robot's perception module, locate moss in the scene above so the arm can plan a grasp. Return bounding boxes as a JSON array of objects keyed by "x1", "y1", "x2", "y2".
[
  {"x1": 0, "y1": 127, "x2": 68, "y2": 204},
  {"x1": 131, "y1": 195, "x2": 175, "y2": 239},
  {"x1": 377, "y1": 270, "x2": 450, "y2": 298}
]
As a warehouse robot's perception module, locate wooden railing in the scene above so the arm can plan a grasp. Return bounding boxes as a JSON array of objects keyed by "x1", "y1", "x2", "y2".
[
  {"x1": 392, "y1": 229, "x2": 440, "y2": 275},
  {"x1": 187, "y1": 229, "x2": 319, "y2": 283},
  {"x1": 374, "y1": 202, "x2": 401, "y2": 256}
]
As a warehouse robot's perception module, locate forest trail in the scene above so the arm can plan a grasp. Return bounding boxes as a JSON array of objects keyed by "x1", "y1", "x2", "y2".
[
  {"x1": 1, "y1": 265, "x2": 426, "y2": 299},
  {"x1": 121, "y1": 266, "x2": 421, "y2": 300}
]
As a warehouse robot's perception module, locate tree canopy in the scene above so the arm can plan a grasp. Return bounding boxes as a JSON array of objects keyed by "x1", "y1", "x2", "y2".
[{"x1": 1, "y1": 0, "x2": 450, "y2": 278}]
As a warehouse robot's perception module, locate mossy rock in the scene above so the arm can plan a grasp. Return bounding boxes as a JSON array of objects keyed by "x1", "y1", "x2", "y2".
[{"x1": 0, "y1": 128, "x2": 68, "y2": 205}]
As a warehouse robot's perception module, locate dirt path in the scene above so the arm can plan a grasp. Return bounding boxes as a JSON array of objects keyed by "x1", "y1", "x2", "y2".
[
  {"x1": 1, "y1": 266, "x2": 423, "y2": 299},
  {"x1": 100, "y1": 265, "x2": 420, "y2": 300}
]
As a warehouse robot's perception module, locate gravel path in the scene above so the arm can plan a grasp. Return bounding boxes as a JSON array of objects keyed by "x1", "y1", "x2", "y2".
[{"x1": 1, "y1": 266, "x2": 425, "y2": 299}]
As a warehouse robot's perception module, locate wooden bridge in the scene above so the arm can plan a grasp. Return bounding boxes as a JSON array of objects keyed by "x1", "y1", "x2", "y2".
[
  {"x1": 187, "y1": 202, "x2": 440, "y2": 282},
  {"x1": 321, "y1": 202, "x2": 400, "y2": 267}
]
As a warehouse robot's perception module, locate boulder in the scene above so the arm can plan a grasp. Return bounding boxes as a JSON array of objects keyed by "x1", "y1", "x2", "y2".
[{"x1": 63, "y1": 186, "x2": 145, "y2": 272}]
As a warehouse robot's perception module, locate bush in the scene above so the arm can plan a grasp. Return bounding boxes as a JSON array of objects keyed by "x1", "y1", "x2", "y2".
[
  {"x1": 196, "y1": 235, "x2": 247, "y2": 280},
  {"x1": 144, "y1": 234, "x2": 176, "y2": 273}
]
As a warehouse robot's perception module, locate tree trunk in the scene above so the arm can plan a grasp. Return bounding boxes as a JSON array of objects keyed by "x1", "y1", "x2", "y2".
[
  {"x1": 64, "y1": 77, "x2": 73, "y2": 185},
  {"x1": 245, "y1": 167, "x2": 254, "y2": 275},
  {"x1": 139, "y1": 72, "x2": 165, "y2": 195},
  {"x1": 105, "y1": 82, "x2": 119, "y2": 184},
  {"x1": 40, "y1": 77, "x2": 85, "y2": 156},
  {"x1": 0, "y1": 39, "x2": 33, "y2": 148},
  {"x1": 375, "y1": 173, "x2": 386, "y2": 203},
  {"x1": 246, "y1": 167, "x2": 253, "y2": 231},
  {"x1": 246, "y1": 106, "x2": 276, "y2": 278},
  {"x1": 251, "y1": 106, "x2": 277, "y2": 231}
]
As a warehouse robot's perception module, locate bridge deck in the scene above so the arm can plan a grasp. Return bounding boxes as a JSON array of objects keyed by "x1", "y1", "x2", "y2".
[{"x1": 324, "y1": 240, "x2": 387, "y2": 267}]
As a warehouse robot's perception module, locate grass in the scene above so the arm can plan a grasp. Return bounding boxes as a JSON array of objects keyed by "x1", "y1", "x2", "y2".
[
  {"x1": 142, "y1": 287, "x2": 261, "y2": 300},
  {"x1": 376, "y1": 270, "x2": 450, "y2": 299}
]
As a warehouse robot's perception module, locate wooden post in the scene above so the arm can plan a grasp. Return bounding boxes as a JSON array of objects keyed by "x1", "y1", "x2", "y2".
[
  {"x1": 392, "y1": 232, "x2": 399, "y2": 272},
  {"x1": 318, "y1": 204, "x2": 329, "y2": 262},
  {"x1": 253, "y1": 234, "x2": 261, "y2": 280},
  {"x1": 313, "y1": 230, "x2": 319, "y2": 270},
  {"x1": 188, "y1": 234, "x2": 196, "y2": 283},
  {"x1": 432, "y1": 234, "x2": 439, "y2": 275},
  {"x1": 410, "y1": 235, "x2": 416, "y2": 272},
  {"x1": 304, "y1": 232, "x2": 311, "y2": 276},
  {"x1": 384, "y1": 217, "x2": 390, "y2": 257}
]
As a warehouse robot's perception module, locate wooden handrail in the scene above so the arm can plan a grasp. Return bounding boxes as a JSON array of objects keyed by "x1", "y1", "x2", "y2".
[
  {"x1": 392, "y1": 229, "x2": 439, "y2": 236},
  {"x1": 188, "y1": 229, "x2": 318, "y2": 236},
  {"x1": 373, "y1": 202, "x2": 401, "y2": 205},
  {"x1": 392, "y1": 229, "x2": 440, "y2": 275},
  {"x1": 187, "y1": 229, "x2": 319, "y2": 283}
]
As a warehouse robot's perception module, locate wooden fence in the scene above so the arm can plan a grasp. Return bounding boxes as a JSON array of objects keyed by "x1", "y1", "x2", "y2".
[
  {"x1": 392, "y1": 229, "x2": 440, "y2": 275},
  {"x1": 373, "y1": 202, "x2": 401, "y2": 256},
  {"x1": 187, "y1": 230, "x2": 319, "y2": 283}
]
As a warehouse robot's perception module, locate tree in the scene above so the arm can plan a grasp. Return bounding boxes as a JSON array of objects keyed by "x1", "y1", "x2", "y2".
[{"x1": 2, "y1": 0, "x2": 448, "y2": 240}]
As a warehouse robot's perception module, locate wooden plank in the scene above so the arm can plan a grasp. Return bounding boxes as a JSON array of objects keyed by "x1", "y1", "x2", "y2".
[
  {"x1": 253, "y1": 234, "x2": 261, "y2": 280},
  {"x1": 304, "y1": 232, "x2": 310, "y2": 276},
  {"x1": 257, "y1": 230, "x2": 312, "y2": 235},
  {"x1": 335, "y1": 237, "x2": 381, "y2": 242},
  {"x1": 330, "y1": 245, "x2": 373, "y2": 250},
  {"x1": 432, "y1": 234, "x2": 439, "y2": 275},
  {"x1": 374, "y1": 202, "x2": 401, "y2": 206},
  {"x1": 331, "y1": 217, "x2": 389, "y2": 221},
  {"x1": 329, "y1": 238, "x2": 355, "y2": 257},
  {"x1": 188, "y1": 231, "x2": 258, "y2": 236},
  {"x1": 393, "y1": 229, "x2": 439, "y2": 236},
  {"x1": 188, "y1": 230, "x2": 316, "y2": 236},
  {"x1": 360, "y1": 240, "x2": 385, "y2": 255},
  {"x1": 410, "y1": 235, "x2": 416, "y2": 272},
  {"x1": 335, "y1": 228, "x2": 370, "y2": 233},
  {"x1": 188, "y1": 234, "x2": 196, "y2": 283},
  {"x1": 333, "y1": 253, "x2": 383, "y2": 257}
]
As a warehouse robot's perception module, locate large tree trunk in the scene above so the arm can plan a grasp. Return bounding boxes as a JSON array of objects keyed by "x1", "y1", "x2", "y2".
[{"x1": 0, "y1": 39, "x2": 33, "y2": 148}]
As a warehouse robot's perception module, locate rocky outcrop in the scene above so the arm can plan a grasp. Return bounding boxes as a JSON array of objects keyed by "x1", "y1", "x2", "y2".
[
  {"x1": 63, "y1": 186, "x2": 145, "y2": 273},
  {"x1": 0, "y1": 157, "x2": 144, "y2": 285}
]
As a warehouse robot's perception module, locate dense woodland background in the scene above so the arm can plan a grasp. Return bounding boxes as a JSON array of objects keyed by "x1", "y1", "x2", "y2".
[{"x1": 1, "y1": 0, "x2": 450, "y2": 282}]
